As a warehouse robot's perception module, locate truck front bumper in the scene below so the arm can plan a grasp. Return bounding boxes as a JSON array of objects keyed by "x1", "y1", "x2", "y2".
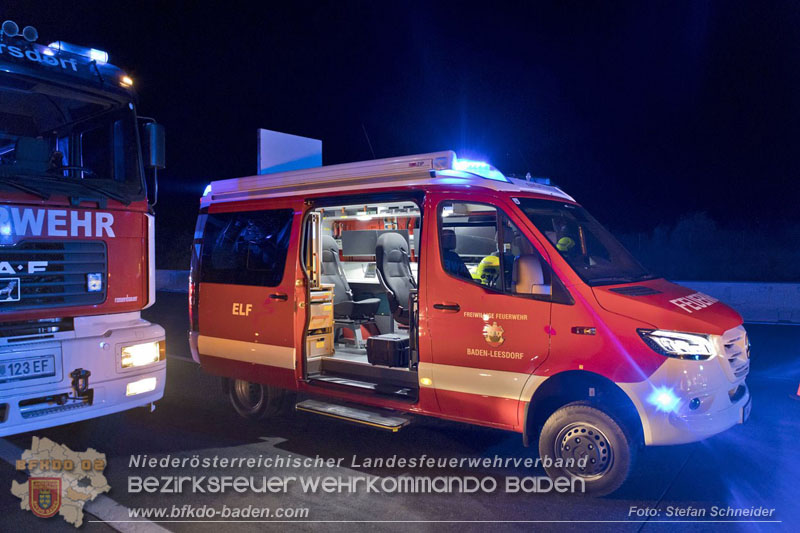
[{"x1": 0, "y1": 312, "x2": 166, "y2": 437}]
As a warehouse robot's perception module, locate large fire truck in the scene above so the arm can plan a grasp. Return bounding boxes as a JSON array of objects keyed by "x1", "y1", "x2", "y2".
[{"x1": 0, "y1": 20, "x2": 166, "y2": 435}]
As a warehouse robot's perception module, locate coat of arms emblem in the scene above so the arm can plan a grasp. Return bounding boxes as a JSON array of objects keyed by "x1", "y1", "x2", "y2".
[
  {"x1": 482, "y1": 321, "x2": 505, "y2": 347},
  {"x1": 29, "y1": 478, "x2": 61, "y2": 519}
]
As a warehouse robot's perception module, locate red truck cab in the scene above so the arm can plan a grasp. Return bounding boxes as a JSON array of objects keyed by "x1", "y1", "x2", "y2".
[{"x1": 0, "y1": 22, "x2": 166, "y2": 434}]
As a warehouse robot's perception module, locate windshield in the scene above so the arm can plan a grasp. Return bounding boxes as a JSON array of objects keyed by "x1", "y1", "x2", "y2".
[
  {"x1": 0, "y1": 73, "x2": 144, "y2": 201},
  {"x1": 516, "y1": 198, "x2": 656, "y2": 286}
]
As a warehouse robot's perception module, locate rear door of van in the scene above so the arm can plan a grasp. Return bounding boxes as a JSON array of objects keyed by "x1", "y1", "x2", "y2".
[{"x1": 195, "y1": 198, "x2": 302, "y2": 388}]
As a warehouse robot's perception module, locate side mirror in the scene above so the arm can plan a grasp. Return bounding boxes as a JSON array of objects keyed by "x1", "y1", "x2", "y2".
[{"x1": 143, "y1": 123, "x2": 165, "y2": 169}]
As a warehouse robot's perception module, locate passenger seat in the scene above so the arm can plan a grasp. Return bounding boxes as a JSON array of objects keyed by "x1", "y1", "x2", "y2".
[
  {"x1": 320, "y1": 235, "x2": 380, "y2": 319},
  {"x1": 512, "y1": 255, "x2": 552, "y2": 296},
  {"x1": 376, "y1": 232, "x2": 416, "y2": 325}
]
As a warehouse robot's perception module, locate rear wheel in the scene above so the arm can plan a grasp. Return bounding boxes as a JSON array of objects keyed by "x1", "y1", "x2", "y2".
[
  {"x1": 538, "y1": 402, "x2": 636, "y2": 496},
  {"x1": 227, "y1": 379, "x2": 290, "y2": 420}
]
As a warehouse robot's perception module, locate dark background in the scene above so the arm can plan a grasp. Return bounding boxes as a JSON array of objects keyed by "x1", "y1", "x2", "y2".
[{"x1": 5, "y1": 1, "x2": 800, "y2": 279}]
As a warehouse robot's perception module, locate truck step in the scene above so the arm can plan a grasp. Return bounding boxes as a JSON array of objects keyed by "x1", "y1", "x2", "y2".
[{"x1": 295, "y1": 399, "x2": 410, "y2": 432}]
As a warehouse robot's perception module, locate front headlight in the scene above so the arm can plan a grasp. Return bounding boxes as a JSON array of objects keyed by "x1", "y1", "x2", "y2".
[
  {"x1": 637, "y1": 329, "x2": 717, "y2": 360},
  {"x1": 121, "y1": 341, "x2": 165, "y2": 368}
]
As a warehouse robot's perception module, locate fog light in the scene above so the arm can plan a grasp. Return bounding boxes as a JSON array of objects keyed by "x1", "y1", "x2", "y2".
[
  {"x1": 86, "y1": 273, "x2": 103, "y2": 292},
  {"x1": 121, "y1": 341, "x2": 163, "y2": 369},
  {"x1": 126, "y1": 377, "x2": 156, "y2": 396}
]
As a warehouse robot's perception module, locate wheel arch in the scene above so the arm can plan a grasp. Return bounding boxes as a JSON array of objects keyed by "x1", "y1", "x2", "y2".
[{"x1": 523, "y1": 370, "x2": 645, "y2": 446}]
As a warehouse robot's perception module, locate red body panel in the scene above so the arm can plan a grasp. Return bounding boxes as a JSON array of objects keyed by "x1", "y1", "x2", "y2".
[
  {"x1": 0, "y1": 193, "x2": 149, "y2": 321},
  {"x1": 592, "y1": 278, "x2": 742, "y2": 335}
]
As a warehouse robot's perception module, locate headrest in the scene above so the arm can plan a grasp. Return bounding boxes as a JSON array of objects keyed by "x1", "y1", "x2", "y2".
[
  {"x1": 376, "y1": 232, "x2": 408, "y2": 256},
  {"x1": 512, "y1": 254, "x2": 545, "y2": 288},
  {"x1": 513, "y1": 235, "x2": 534, "y2": 255},
  {"x1": 441, "y1": 229, "x2": 457, "y2": 251},
  {"x1": 321, "y1": 235, "x2": 339, "y2": 255}
]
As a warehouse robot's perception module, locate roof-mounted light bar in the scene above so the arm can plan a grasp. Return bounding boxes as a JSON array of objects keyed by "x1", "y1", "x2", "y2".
[
  {"x1": 432, "y1": 152, "x2": 508, "y2": 182},
  {"x1": 48, "y1": 41, "x2": 109, "y2": 63},
  {"x1": 452, "y1": 158, "x2": 507, "y2": 182}
]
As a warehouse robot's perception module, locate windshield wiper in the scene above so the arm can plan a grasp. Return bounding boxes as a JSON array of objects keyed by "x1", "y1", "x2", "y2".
[{"x1": 0, "y1": 176, "x2": 51, "y2": 200}]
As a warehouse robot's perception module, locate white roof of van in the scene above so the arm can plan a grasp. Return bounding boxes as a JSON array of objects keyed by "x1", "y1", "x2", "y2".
[{"x1": 201, "y1": 150, "x2": 575, "y2": 206}]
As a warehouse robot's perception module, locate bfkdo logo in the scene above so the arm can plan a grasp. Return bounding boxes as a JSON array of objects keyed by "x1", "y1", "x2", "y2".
[
  {"x1": 11, "y1": 437, "x2": 110, "y2": 527},
  {"x1": 29, "y1": 478, "x2": 61, "y2": 519}
]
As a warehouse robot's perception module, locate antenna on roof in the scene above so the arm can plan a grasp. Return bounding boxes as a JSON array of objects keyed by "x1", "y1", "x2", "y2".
[{"x1": 361, "y1": 123, "x2": 376, "y2": 159}]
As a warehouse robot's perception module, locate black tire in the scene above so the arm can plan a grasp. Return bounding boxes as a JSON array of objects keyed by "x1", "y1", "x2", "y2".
[
  {"x1": 227, "y1": 379, "x2": 291, "y2": 420},
  {"x1": 538, "y1": 402, "x2": 636, "y2": 496}
]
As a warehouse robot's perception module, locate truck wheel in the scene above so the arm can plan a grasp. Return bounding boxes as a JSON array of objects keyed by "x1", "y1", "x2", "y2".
[
  {"x1": 538, "y1": 402, "x2": 636, "y2": 496},
  {"x1": 227, "y1": 379, "x2": 289, "y2": 420}
]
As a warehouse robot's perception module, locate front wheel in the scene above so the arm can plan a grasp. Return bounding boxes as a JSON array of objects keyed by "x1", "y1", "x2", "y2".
[
  {"x1": 227, "y1": 379, "x2": 291, "y2": 420},
  {"x1": 538, "y1": 402, "x2": 636, "y2": 496}
]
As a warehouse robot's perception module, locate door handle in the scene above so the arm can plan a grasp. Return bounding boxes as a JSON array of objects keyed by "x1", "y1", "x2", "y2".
[
  {"x1": 433, "y1": 302, "x2": 460, "y2": 312},
  {"x1": 269, "y1": 293, "x2": 289, "y2": 301}
]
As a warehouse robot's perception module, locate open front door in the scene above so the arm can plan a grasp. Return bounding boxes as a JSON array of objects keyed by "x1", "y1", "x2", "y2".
[{"x1": 422, "y1": 192, "x2": 554, "y2": 428}]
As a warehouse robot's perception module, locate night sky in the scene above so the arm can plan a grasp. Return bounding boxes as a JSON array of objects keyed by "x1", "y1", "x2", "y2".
[{"x1": 6, "y1": 1, "x2": 800, "y2": 236}]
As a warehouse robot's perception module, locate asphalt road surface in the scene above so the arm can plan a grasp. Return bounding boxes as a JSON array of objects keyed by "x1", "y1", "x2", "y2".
[{"x1": 1, "y1": 291, "x2": 798, "y2": 532}]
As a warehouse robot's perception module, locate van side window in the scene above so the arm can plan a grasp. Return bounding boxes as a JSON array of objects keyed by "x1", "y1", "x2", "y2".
[
  {"x1": 438, "y1": 201, "x2": 564, "y2": 302},
  {"x1": 200, "y1": 209, "x2": 293, "y2": 287}
]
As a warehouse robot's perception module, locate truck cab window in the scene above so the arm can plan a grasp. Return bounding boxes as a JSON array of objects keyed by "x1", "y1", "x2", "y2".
[
  {"x1": 0, "y1": 72, "x2": 145, "y2": 199},
  {"x1": 81, "y1": 124, "x2": 112, "y2": 180}
]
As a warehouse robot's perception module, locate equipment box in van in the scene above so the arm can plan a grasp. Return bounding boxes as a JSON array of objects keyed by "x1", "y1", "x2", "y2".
[{"x1": 189, "y1": 151, "x2": 750, "y2": 495}]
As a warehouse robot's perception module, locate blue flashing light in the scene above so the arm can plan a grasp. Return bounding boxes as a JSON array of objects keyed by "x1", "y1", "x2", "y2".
[
  {"x1": 89, "y1": 49, "x2": 108, "y2": 63},
  {"x1": 647, "y1": 386, "x2": 680, "y2": 413},
  {"x1": 452, "y1": 158, "x2": 508, "y2": 182},
  {"x1": 48, "y1": 41, "x2": 109, "y2": 63},
  {"x1": 202, "y1": 184, "x2": 212, "y2": 197}
]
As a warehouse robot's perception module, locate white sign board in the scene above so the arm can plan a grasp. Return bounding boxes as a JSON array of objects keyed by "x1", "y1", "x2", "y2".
[{"x1": 257, "y1": 129, "x2": 322, "y2": 175}]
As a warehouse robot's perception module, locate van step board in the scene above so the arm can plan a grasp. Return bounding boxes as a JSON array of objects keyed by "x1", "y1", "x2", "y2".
[{"x1": 295, "y1": 399, "x2": 410, "y2": 432}]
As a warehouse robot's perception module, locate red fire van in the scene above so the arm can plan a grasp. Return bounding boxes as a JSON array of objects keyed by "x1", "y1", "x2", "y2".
[{"x1": 189, "y1": 151, "x2": 750, "y2": 494}]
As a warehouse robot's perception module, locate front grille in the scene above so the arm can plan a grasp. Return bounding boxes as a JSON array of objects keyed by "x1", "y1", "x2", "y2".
[
  {"x1": 0, "y1": 241, "x2": 107, "y2": 312},
  {"x1": 722, "y1": 326, "x2": 750, "y2": 380}
]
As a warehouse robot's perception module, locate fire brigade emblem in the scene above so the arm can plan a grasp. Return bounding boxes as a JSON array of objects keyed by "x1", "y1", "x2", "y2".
[
  {"x1": 29, "y1": 478, "x2": 61, "y2": 519},
  {"x1": 483, "y1": 321, "x2": 505, "y2": 347}
]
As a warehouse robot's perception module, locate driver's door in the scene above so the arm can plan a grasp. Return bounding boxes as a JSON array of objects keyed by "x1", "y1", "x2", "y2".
[{"x1": 422, "y1": 193, "x2": 554, "y2": 428}]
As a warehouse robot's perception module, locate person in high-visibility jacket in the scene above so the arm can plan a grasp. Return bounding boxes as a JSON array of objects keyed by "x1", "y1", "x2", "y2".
[{"x1": 474, "y1": 222, "x2": 516, "y2": 288}]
